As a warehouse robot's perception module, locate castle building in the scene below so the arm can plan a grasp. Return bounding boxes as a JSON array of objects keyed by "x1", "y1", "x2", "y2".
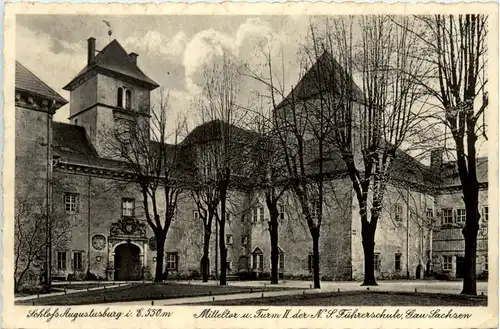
[{"x1": 14, "y1": 37, "x2": 488, "y2": 287}]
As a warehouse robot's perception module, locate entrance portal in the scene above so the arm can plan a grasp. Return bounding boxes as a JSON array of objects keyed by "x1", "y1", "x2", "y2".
[
  {"x1": 114, "y1": 243, "x2": 141, "y2": 281},
  {"x1": 456, "y1": 256, "x2": 465, "y2": 278}
]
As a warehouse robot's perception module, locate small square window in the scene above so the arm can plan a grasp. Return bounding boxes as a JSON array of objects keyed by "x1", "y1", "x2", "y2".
[
  {"x1": 426, "y1": 208, "x2": 434, "y2": 220},
  {"x1": 193, "y1": 211, "x2": 199, "y2": 221},
  {"x1": 241, "y1": 235, "x2": 248, "y2": 245}
]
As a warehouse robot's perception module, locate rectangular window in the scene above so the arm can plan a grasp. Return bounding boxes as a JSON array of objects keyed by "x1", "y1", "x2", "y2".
[
  {"x1": 166, "y1": 252, "x2": 178, "y2": 270},
  {"x1": 426, "y1": 208, "x2": 434, "y2": 220},
  {"x1": 57, "y1": 251, "x2": 67, "y2": 270},
  {"x1": 311, "y1": 200, "x2": 320, "y2": 219},
  {"x1": 226, "y1": 213, "x2": 231, "y2": 223},
  {"x1": 483, "y1": 206, "x2": 489, "y2": 223},
  {"x1": 259, "y1": 207, "x2": 265, "y2": 222},
  {"x1": 374, "y1": 253, "x2": 381, "y2": 271},
  {"x1": 122, "y1": 198, "x2": 135, "y2": 217},
  {"x1": 73, "y1": 252, "x2": 83, "y2": 271},
  {"x1": 64, "y1": 193, "x2": 78, "y2": 214},
  {"x1": 252, "y1": 254, "x2": 263, "y2": 271},
  {"x1": 193, "y1": 210, "x2": 199, "y2": 221},
  {"x1": 455, "y1": 208, "x2": 466, "y2": 224},
  {"x1": 253, "y1": 208, "x2": 258, "y2": 223},
  {"x1": 279, "y1": 205, "x2": 285, "y2": 220},
  {"x1": 394, "y1": 204, "x2": 403, "y2": 222},
  {"x1": 226, "y1": 234, "x2": 233, "y2": 245},
  {"x1": 308, "y1": 254, "x2": 314, "y2": 272},
  {"x1": 395, "y1": 253, "x2": 401, "y2": 271},
  {"x1": 241, "y1": 235, "x2": 248, "y2": 245},
  {"x1": 443, "y1": 256, "x2": 453, "y2": 271},
  {"x1": 279, "y1": 252, "x2": 285, "y2": 271},
  {"x1": 484, "y1": 255, "x2": 488, "y2": 271},
  {"x1": 442, "y1": 208, "x2": 454, "y2": 224}
]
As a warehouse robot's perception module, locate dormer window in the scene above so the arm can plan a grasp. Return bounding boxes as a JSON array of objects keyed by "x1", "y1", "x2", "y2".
[{"x1": 117, "y1": 87, "x2": 123, "y2": 108}]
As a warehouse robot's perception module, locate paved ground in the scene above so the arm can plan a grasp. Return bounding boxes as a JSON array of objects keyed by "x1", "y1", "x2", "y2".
[{"x1": 16, "y1": 280, "x2": 488, "y2": 306}]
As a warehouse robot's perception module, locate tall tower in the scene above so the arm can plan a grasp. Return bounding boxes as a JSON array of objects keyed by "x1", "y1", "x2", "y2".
[{"x1": 63, "y1": 37, "x2": 159, "y2": 157}]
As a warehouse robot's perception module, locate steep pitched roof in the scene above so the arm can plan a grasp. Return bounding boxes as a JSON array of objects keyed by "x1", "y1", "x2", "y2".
[
  {"x1": 277, "y1": 52, "x2": 364, "y2": 109},
  {"x1": 63, "y1": 39, "x2": 159, "y2": 91},
  {"x1": 52, "y1": 121, "x2": 129, "y2": 170},
  {"x1": 181, "y1": 119, "x2": 259, "y2": 146},
  {"x1": 15, "y1": 61, "x2": 67, "y2": 105},
  {"x1": 440, "y1": 157, "x2": 488, "y2": 187}
]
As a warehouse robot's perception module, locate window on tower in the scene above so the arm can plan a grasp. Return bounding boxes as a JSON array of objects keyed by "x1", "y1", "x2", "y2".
[
  {"x1": 125, "y1": 89, "x2": 132, "y2": 109},
  {"x1": 117, "y1": 87, "x2": 124, "y2": 108}
]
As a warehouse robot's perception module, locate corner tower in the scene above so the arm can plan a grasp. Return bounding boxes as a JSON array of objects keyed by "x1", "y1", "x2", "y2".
[{"x1": 63, "y1": 37, "x2": 159, "y2": 157}]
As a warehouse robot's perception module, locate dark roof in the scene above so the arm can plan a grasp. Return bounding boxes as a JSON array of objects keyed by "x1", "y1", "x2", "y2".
[
  {"x1": 63, "y1": 39, "x2": 159, "y2": 91},
  {"x1": 440, "y1": 157, "x2": 488, "y2": 187},
  {"x1": 52, "y1": 121, "x2": 129, "y2": 170},
  {"x1": 15, "y1": 61, "x2": 67, "y2": 105},
  {"x1": 181, "y1": 119, "x2": 259, "y2": 146},
  {"x1": 277, "y1": 52, "x2": 364, "y2": 109}
]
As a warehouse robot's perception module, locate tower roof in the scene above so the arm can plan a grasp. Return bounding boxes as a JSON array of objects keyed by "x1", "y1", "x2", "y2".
[
  {"x1": 63, "y1": 39, "x2": 159, "y2": 91},
  {"x1": 15, "y1": 61, "x2": 67, "y2": 106},
  {"x1": 277, "y1": 51, "x2": 364, "y2": 109}
]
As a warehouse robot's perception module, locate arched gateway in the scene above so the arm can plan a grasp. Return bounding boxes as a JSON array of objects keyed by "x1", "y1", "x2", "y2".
[{"x1": 114, "y1": 243, "x2": 141, "y2": 281}]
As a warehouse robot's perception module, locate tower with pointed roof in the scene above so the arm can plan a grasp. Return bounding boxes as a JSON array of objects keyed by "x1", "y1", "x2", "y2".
[{"x1": 63, "y1": 38, "x2": 159, "y2": 158}]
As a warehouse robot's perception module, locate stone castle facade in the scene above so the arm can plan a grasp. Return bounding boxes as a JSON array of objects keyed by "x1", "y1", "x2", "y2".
[{"x1": 14, "y1": 37, "x2": 488, "y2": 287}]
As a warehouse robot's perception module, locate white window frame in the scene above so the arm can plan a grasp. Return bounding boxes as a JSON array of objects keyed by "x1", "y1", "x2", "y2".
[
  {"x1": 278, "y1": 204, "x2": 285, "y2": 220},
  {"x1": 64, "y1": 193, "x2": 78, "y2": 214},
  {"x1": 73, "y1": 252, "x2": 83, "y2": 271},
  {"x1": 122, "y1": 198, "x2": 135, "y2": 217},
  {"x1": 426, "y1": 208, "x2": 434, "y2": 220},
  {"x1": 442, "y1": 208, "x2": 454, "y2": 224},
  {"x1": 443, "y1": 256, "x2": 453, "y2": 271},
  {"x1": 166, "y1": 252, "x2": 178, "y2": 270},
  {"x1": 455, "y1": 208, "x2": 466, "y2": 224}
]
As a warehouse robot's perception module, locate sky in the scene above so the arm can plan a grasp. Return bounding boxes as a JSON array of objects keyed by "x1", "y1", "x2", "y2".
[
  {"x1": 16, "y1": 15, "x2": 488, "y2": 158},
  {"x1": 16, "y1": 15, "x2": 313, "y2": 131}
]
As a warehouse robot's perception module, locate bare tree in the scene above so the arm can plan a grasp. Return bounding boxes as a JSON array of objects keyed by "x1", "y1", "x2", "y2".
[
  {"x1": 245, "y1": 98, "x2": 289, "y2": 284},
  {"x1": 411, "y1": 14, "x2": 489, "y2": 295},
  {"x1": 14, "y1": 196, "x2": 71, "y2": 292},
  {"x1": 302, "y1": 16, "x2": 429, "y2": 285},
  {"x1": 105, "y1": 89, "x2": 185, "y2": 282},
  {"x1": 198, "y1": 54, "x2": 246, "y2": 285}
]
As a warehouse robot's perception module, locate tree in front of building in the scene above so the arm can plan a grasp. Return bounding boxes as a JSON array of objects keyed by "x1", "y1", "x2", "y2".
[
  {"x1": 412, "y1": 15, "x2": 489, "y2": 295},
  {"x1": 107, "y1": 89, "x2": 186, "y2": 282},
  {"x1": 198, "y1": 54, "x2": 246, "y2": 286},
  {"x1": 302, "y1": 16, "x2": 429, "y2": 285},
  {"x1": 14, "y1": 196, "x2": 71, "y2": 292}
]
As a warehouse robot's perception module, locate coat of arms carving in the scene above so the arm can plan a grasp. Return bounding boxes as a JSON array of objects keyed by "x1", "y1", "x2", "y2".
[{"x1": 110, "y1": 217, "x2": 147, "y2": 237}]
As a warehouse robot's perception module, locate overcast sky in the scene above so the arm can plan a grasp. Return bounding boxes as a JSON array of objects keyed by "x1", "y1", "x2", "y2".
[
  {"x1": 16, "y1": 15, "x2": 487, "y2": 158},
  {"x1": 16, "y1": 15, "x2": 313, "y2": 130}
]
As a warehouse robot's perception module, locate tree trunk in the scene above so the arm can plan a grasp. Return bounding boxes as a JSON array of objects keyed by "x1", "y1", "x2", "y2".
[
  {"x1": 269, "y1": 217, "x2": 279, "y2": 284},
  {"x1": 461, "y1": 200, "x2": 479, "y2": 295},
  {"x1": 312, "y1": 229, "x2": 320, "y2": 289},
  {"x1": 219, "y1": 200, "x2": 227, "y2": 286},
  {"x1": 155, "y1": 234, "x2": 166, "y2": 282},
  {"x1": 202, "y1": 231, "x2": 211, "y2": 282},
  {"x1": 361, "y1": 223, "x2": 378, "y2": 286}
]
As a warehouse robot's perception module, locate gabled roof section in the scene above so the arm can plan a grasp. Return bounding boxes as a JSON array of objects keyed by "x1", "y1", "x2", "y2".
[
  {"x1": 181, "y1": 119, "x2": 259, "y2": 146},
  {"x1": 277, "y1": 51, "x2": 364, "y2": 109},
  {"x1": 63, "y1": 39, "x2": 159, "y2": 91},
  {"x1": 15, "y1": 61, "x2": 67, "y2": 105}
]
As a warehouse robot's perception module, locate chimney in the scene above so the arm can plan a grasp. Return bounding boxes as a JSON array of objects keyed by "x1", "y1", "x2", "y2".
[
  {"x1": 430, "y1": 149, "x2": 443, "y2": 173},
  {"x1": 88, "y1": 37, "x2": 96, "y2": 64},
  {"x1": 129, "y1": 52, "x2": 138, "y2": 65}
]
